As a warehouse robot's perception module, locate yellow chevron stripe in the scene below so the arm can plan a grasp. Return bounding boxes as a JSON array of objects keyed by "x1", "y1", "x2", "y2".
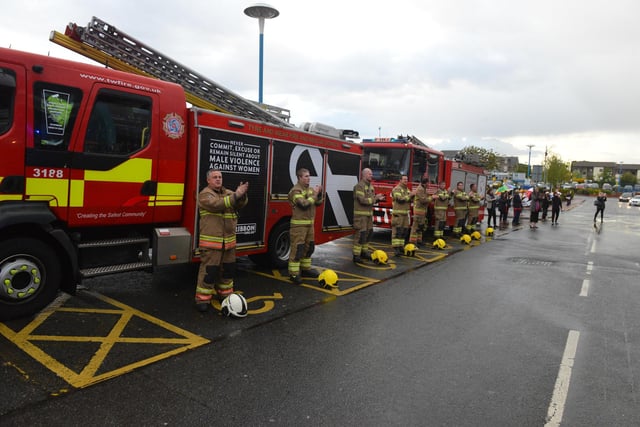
[
  {"x1": 26, "y1": 178, "x2": 67, "y2": 206},
  {"x1": 84, "y1": 158, "x2": 152, "y2": 182}
]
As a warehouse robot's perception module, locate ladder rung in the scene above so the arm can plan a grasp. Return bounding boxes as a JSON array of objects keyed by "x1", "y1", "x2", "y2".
[{"x1": 79, "y1": 16, "x2": 289, "y2": 127}]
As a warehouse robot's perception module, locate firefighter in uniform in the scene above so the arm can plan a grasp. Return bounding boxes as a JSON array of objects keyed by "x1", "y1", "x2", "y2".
[
  {"x1": 195, "y1": 169, "x2": 249, "y2": 312},
  {"x1": 409, "y1": 176, "x2": 432, "y2": 247},
  {"x1": 433, "y1": 181, "x2": 450, "y2": 239},
  {"x1": 452, "y1": 181, "x2": 469, "y2": 237},
  {"x1": 466, "y1": 183, "x2": 483, "y2": 233},
  {"x1": 287, "y1": 168, "x2": 323, "y2": 284},
  {"x1": 353, "y1": 168, "x2": 385, "y2": 263},
  {"x1": 391, "y1": 175, "x2": 416, "y2": 256}
]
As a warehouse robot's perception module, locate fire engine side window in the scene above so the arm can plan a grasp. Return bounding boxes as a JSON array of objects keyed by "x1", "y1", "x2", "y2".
[
  {"x1": 84, "y1": 89, "x2": 151, "y2": 155},
  {"x1": 0, "y1": 68, "x2": 16, "y2": 135},
  {"x1": 411, "y1": 150, "x2": 427, "y2": 182},
  {"x1": 33, "y1": 82, "x2": 82, "y2": 150},
  {"x1": 427, "y1": 154, "x2": 440, "y2": 184}
]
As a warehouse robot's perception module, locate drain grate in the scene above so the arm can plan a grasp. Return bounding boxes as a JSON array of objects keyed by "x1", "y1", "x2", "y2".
[{"x1": 509, "y1": 258, "x2": 553, "y2": 266}]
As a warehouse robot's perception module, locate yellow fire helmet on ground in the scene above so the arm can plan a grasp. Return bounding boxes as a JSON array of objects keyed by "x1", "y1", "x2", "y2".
[
  {"x1": 460, "y1": 234, "x2": 472, "y2": 244},
  {"x1": 485, "y1": 227, "x2": 494, "y2": 237},
  {"x1": 403, "y1": 243, "x2": 416, "y2": 256},
  {"x1": 433, "y1": 238, "x2": 446, "y2": 249},
  {"x1": 371, "y1": 249, "x2": 388, "y2": 265},
  {"x1": 318, "y1": 269, "x2": 339, "y2": 289},
  {"x1": 471, "y1": 231, "x2": 482, "y2": 240}
]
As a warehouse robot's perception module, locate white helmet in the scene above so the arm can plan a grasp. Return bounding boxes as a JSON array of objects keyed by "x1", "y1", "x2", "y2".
[{"x1": 221, "y1": 293, "x2": 248, "y2": 318}]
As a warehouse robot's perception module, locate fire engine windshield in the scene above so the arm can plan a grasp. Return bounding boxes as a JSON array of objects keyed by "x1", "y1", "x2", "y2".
[
  {"x1": 363, "y1": 148, "x2": 410, "y2": 181},
  {"x1": 0, "y1": 68, "x2": 16, "y2": 135}
]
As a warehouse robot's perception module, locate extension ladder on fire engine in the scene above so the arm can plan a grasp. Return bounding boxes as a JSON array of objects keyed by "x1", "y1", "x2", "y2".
[{"x1": 50, "y1": 16, "x2": 290, "y2": 126}]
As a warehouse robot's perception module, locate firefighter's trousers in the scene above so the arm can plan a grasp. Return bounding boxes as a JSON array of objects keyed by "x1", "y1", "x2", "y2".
[
  {"x1": 352, "y1": 215, "x2": 373, "y2": 257},
  {"x1": 391, "y1": 213, "x2": 410, "y2": 250},
  {"x1": 409, "y1": 214, "x2": 426, "y2": 244},
  {"x1": 288, "y1": 225, "x2": 315, "y2": 277},
  {"x1": 195, "y1": 248, "x2": 236, "y2": 303},
  {"x1": 434, "y1": 209, "x2": 447, "y2": 238}
]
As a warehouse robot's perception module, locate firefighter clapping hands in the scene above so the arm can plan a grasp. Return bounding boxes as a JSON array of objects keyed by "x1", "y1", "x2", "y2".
[
  {"x1": 288, "y1": 168, "x2": 324, "y2": 284},
  {"x1": 195, "y1": 170, "x2": 249, "y2": 313},
  {"x1": 235, "y1": 181, "x2": 249, "y2": 199}
]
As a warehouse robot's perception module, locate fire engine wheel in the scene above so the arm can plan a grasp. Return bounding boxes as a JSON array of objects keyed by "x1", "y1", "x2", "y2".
[
  {"x1": 0, "y1": 238, "x2": 62, "y2": 321},
  {"x1": 267, "y1": 221, "x2": 291, "y2": 269},
  {"x1": 248, "y1": 221, "x2": 291, "y2": 269}
]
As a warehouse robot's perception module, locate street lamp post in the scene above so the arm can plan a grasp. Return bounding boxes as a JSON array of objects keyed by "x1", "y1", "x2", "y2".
[
  {"x1": 618, "y1": 161, "x2": 623, "y2": 186},
  {"x1": 543, "y1": 145, "x2": 548, "y2": 185},
  {"x1": 526, "y1": 144, "x2": 535, "y2": 180},
  {"x1": 244, "y1": 3, "x2": 279, "y2": 104}
]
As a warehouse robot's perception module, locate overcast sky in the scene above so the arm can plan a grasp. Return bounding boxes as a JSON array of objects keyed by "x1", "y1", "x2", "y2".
[{"x1": 3, "y1": 1, "x2": 639, "y2": 166}]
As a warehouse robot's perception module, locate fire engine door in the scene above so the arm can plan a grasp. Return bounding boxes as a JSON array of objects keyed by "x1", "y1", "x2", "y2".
[
  {"x1": 0, "y1": 63, "x2": 26, "y2": 201},
  {"x1": 24, "y1": 81, "x2": 82, "y2": 218},
  {"x1": 65, "y1": 87, "x2": 158, "y2": 226}
]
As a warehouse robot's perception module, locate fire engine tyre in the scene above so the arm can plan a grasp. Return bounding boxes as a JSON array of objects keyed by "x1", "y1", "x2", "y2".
[
  {"x1": 248, "y1": 221, "x2": 291, "y2": 269},
  {"x1": 266, "y1": 221, "x2": 291, "y2": 269},
  {"x1": 0, "y1": 238, "x2": 62, "y2": 321}
]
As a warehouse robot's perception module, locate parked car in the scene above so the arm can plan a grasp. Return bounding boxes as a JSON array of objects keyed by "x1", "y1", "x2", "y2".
[
  {"x1": 620, "y1": 192, "x2": 633, "y2": 202},
  {"x1": 629, "y1": 196, "x2": 640, "y2": 207},
  {"x1": 602, "y1": 183, "x2": 612, "y2": 191}
]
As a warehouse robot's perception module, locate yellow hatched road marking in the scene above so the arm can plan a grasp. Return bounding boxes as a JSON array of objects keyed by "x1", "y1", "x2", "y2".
[
  {"x1": 212, "y1": 292, "x2": 284, "y2": 314},
  {"x1": 254, "y1": 268, "x2": 381, "y2": 296},
  {"x1": 0, "y1": 292, "x2": 209, "y2": 388}
]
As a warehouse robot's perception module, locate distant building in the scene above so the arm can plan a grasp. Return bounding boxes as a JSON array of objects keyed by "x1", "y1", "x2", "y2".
[
  {"x1": 570, "y1": 161, "x2": 640, "y2": 182},
  {"x1": 497, "y1": 156, "x2": 519, "y2": 173}
]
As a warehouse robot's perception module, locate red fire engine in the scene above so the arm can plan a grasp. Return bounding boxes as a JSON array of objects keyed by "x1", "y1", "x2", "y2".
[
  {"x1": 0, "y1": 17, "x2": 362, "y2": 320},
  {"x1": 361, "y1": 136, "x2": 488, "y2": 229}
]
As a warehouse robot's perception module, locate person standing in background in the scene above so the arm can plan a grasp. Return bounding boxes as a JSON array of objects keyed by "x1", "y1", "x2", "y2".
[
  {"x1": 511, "y1": 190, "x2": 523, "y2": 226},
  {"x1": 497, "y1": 191, "x2": 510, "y2": 228},
  {"x1": 551, "y1": 189, "x2": 563, "y2": 225},
  {"x1": 485, "y1": 187, "x2": 497, "y2": 228},
  {"x1": 593, "y1": 191, "x2": 607, "y2": 223},
  {"x1": 529, "y1": 187, "x2": 541, "y2": 229}
]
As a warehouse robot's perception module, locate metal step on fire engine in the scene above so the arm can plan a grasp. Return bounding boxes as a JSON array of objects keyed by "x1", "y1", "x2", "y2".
[
  {"x1": 77, "y1": 236, "x2": 152, "y2": 278},
  {"x1": 50, "y1": 16, "x2": 291, "y2": 126}
]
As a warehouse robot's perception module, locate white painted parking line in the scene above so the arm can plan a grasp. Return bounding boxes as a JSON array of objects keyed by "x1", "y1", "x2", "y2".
[
  {"x1": 545, "y1": 330, "x2": 580, "y2": 427},
  {"x1": 579, "y1": 279, "x2": 590, "y2": 297}
]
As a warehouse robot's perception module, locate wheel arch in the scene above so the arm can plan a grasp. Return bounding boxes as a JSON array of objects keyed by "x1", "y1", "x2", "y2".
[
  {"x1": 0, "y1": 201, "x2": 78, "y2": 294},
  {"x1": 248, "y1": 216, "x2": 291, "y2": 269}
]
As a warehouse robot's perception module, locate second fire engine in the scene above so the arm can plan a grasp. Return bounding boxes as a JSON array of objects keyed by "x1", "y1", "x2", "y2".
[{"x1": 361, "y1": 136, "x2": 488, "y2": 234}]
